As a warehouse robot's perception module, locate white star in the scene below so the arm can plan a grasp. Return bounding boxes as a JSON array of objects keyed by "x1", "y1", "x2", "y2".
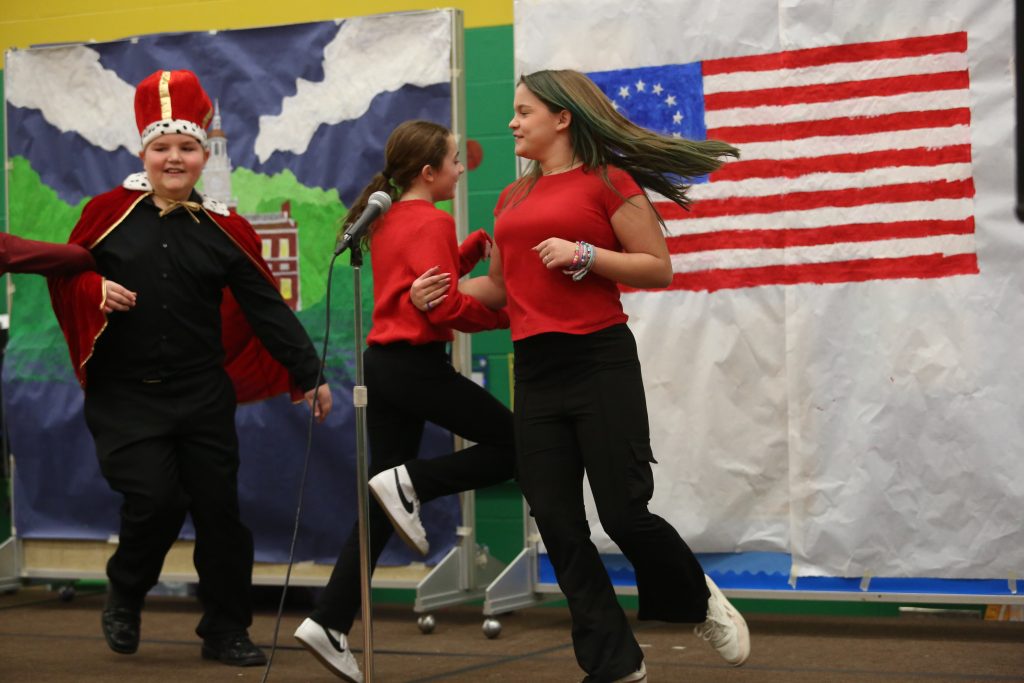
[
  {"x1": 665, "y1": 94, "x2": 677, "y2": 106},
  {"x1": 635, "y1": 79, "x2": 646, "y2": 92},
  {"x1": 618, "y1": 85, "x2": 630, "y2": 98},
  {"x1": 673, "y1": 111, "x2": 683, "y2": 124},
  {"x1": 612, "y1": 100, "x2": 621, "y2": 111},
  {"x1": 672, "y1": 131, "x2": 682, "y2": 138},
  {"x1": 652, "y1": 83, "x2": 664, "y2": 95}
]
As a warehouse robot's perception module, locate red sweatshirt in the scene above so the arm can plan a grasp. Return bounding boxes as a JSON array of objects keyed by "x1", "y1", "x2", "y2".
[{"x1": 366, "y1": 200, "x2": 508, "y2": 346}]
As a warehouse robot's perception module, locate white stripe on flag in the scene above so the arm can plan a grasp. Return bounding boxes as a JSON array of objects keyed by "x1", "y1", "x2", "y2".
[
  {"x1": 705, "y1": 90, "x2": 971, "y2": 129},
  {"x1": 669, "y1": 234, "x2": 975, "y2": 273},
  {"x1": 736, "y1": 126, "x2": 971, "y2": 161},
  {"x1": 702, "y1": 53, "x2": 968, "y2": 93},
  {"x1": 662, "y1": 198, "x2": 975, "y2": 234},
  {"x1": 689, "y1": 163, "x2": 973, "y2": 200}
]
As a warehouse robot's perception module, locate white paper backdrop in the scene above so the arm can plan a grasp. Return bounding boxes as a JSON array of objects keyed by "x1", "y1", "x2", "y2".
[{"x1": 514, "y1": 0, "x2": 1023, "y2": 579}]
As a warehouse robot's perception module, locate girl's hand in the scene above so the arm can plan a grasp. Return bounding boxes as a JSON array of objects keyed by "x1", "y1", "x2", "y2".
[
  {"x1": 411, "y1": 266, "x2": 451, "y2": 311},
  {"x1": 533, "y1": 238, "x2": 577, "y2": 270},
  {"x1": 459, "y1": 229, "x2": 493, "y2": 274},
  {"x1": 103, "y1": 280, "x2": 137, "y2": 313}
]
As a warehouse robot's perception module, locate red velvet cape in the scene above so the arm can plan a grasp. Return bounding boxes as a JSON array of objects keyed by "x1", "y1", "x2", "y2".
[
  {"x1": 0, "y1": 233, "x2": 95, "y2": 276},
  {"x1": 48, "y1": 186, "x2": 305, "y2": 403}
]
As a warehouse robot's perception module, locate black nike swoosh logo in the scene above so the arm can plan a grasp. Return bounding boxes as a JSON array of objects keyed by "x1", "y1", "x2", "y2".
[
  {"x1": 395, "y1": 469, "x2": 415, "y2": 515},
  {"x1": 322, "y1": 625, "x2": 346, "y2": 654}
]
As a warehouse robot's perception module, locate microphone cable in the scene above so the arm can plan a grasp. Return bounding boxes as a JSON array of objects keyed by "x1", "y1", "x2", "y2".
[{"x1": 260, "y1": 250, "x2": 342, "y2": 683}]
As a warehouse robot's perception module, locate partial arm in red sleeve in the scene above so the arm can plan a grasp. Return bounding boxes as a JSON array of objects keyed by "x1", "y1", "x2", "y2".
[
  {"x1": 457, "y1": 229, "x2": 492, "y2": 277},
  {"x1": 414, "y1": 220, "x2": 508, "y2": 333},
  {"x1": 427, "y1": 285, "x2": 509, "y2": 332},
  {"x1": 0, "y1": 233, "x2": 96, "y2": 276}
]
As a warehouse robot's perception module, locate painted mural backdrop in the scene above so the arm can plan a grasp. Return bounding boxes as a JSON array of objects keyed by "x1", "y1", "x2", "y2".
[
  {"x1": 515, "y1": 0, "x2": 1022, "y2": 579},
  {"x1": 4, "y1": 10, "x2": 460, "y2": 565}
]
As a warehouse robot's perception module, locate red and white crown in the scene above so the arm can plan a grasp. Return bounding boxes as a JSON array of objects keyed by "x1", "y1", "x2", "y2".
[{"x1": 134, "y1": 69, "x2": 214, "y2": 149}]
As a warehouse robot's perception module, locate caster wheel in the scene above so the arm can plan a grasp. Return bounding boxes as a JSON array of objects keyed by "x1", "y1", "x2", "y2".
[
  {"x1": 58, "y1": 585, "x2": 76, "y2": 602},
  {"x1": 417, "y1": 614, "x2": 436, "y2": 634},
  {"x1": 482, "y1": 618, "x2": 501, "y2": 639}
]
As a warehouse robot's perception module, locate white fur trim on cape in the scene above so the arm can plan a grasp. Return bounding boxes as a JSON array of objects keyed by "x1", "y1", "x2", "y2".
[{"x1": 121, "y1": 172, "x2": 230, "y2": 216}]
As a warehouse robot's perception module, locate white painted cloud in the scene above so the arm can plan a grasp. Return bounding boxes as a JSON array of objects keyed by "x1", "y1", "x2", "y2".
[
  {"x1": 6, "y1": 45, "x2": 139, "y2": 154},
  {"x1": 254, "y1": 10, "x2": 452, "y2": 163}
]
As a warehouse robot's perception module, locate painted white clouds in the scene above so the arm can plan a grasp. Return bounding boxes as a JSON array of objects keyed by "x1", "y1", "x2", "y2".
[
  {"x1": 7, "y1": 10, "x2": 453, "y2": 164},
  {"x1": 7, "y1": 45, "x2": 139, "y2": 154},
  {"x1": 253, "y1": 11, "x2": 452, "y2": 163}
]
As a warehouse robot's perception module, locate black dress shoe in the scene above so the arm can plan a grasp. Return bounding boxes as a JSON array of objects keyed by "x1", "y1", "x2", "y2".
[
  {"x1": 101, "y1": 606, "x2": 140, "y2": 654},
  {"x1": 201, "y1": 633, "x2": 267, "y2": 667}
]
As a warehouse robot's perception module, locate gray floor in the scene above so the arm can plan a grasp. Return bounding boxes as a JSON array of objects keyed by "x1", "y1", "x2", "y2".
[{"x1": 1, "y1": 585, "x2": 1022, "y2": 681}]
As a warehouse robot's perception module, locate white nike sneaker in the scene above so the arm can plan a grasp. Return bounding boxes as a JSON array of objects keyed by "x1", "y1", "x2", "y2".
[
  {"x1": 368, "y1": 464, "x2": 429, "y2": 556},
  {"x1": 694, "y1": 574, "x2": 750, "y2": 666},
  {"x1": 294, "y1": 617, "x2": 363, "y2": 682}
]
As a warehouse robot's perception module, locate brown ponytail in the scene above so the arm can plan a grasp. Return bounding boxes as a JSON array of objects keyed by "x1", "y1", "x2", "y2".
[{"x1": 340, "y1": 119, "x2": 452, "y2": 248}]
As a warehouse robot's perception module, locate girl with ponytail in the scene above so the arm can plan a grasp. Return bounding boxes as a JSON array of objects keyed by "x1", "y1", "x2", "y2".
[
  {"x1": 295, "y1": 120, "x2": 515, "y2": 682},
  {"x1": 341, "y1": 119, "x2": 447, "y2": 248},
  {"x1": 412, "y1": 70, "x2": 749, "y2": 682}
]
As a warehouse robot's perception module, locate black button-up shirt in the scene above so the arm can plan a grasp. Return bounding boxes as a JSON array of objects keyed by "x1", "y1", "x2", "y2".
[{"x1": 88, "y1": 196, "x2": 319, "y2": 389}]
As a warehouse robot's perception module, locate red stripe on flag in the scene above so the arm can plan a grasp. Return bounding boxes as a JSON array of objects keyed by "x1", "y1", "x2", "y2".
[
  {"x1": 657, "y1": 179, "x2": 975, "y2": 220},
  {"x1": 709, "y1": 145, "x2": 973, "y2": 181},
  {"x1": 622, "y1": 254, "x2": 978, "y2": 294},
  {"x1": 705, "y1": 71, "x2": 968, "y2": 110},
  {"x1": 665, "y1": 218, "x2": 975, "y2": 253},
  {"x1": 706, "y1": 108, "x2": 971, "y2": 144},
  {"x1": 702, "y1": 32, "x2": 966, "y2": 75}
]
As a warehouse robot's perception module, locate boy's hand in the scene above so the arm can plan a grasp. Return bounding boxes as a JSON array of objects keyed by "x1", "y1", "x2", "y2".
[
  {"x1": 305, "y1": 383, "x2": 333, "y2": 423},
  {"x1": 103, "y1": 280, "x2": 137, "y2": 313}
]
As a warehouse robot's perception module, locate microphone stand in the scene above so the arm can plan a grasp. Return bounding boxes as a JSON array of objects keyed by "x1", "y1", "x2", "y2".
[{"x1": 348, "y1": 241, "x2": 374, "y2": 681}]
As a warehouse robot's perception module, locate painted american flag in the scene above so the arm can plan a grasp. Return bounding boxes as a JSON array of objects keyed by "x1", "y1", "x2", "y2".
[{"x1": 589, "y1": 32, "x2": 978, "y2": 292}]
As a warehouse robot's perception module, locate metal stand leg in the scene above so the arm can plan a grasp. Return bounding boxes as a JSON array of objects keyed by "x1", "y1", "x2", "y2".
[
  {"x1": 483, "y1": 545, "x2": 547, "y2": 615},
  {"x1": 0, "y1": 537, "x2": 20, "y2": 592},
  {"x1": 414, "y1": 492, "x2": 506, "y2": 613},
  {"x1": 409, "y1": 6, "x2": 507, "y2": 637},
  {"x1": 481, "y1": 501, "x2": 550, "y2": 636},
  {"x1": 350, "y1": 249, "x2": 374, "y2": 681}
]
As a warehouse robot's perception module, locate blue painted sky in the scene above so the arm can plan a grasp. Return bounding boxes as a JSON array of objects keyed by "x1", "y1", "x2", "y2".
[{"x1": 7, "y1": 20, "x2": 451, "y2": 206}]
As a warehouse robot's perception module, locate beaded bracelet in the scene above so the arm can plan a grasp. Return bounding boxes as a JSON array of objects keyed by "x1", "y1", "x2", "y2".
[
  {"x1": 563, "y1": 241, "x2": 584, "y2": 274},
  {"x1": 569, "y1": 242, "x2": 583, "y2": 270},
  {"x1": 564, "y1": 241, "x2": 589, "y2": 271},
  {"x1": 571, "y1": 241, "x2": 596, "y2": 281}
]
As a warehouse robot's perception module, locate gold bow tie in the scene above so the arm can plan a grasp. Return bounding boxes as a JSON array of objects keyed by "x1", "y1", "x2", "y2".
[{"x1": 157, "y1": 198, "x2": 204, "y2": 223}]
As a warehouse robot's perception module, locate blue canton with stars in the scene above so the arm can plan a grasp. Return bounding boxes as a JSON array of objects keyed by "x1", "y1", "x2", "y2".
[
  {"x1": 588, "y1": 62, "x2": 709, "y2": 182},
  {"x1": 588, "y1": 62, "x2": 706, "y2": 139}
]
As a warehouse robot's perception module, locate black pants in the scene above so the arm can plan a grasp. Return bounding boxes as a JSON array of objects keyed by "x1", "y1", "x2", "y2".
[
  {"x1": 83, "y1": 368, "x2": 254, "y2": 640},
  {"x1": 311, "y1": 342, "x2": 515, "y2": 632},
  {"x1": 514, "y1": 324, "x2": 710, "y2": 682}
]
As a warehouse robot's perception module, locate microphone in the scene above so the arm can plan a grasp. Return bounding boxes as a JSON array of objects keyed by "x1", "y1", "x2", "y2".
[{"x1": 334, "y1": 190, "x2": 393, "y2": 255}]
